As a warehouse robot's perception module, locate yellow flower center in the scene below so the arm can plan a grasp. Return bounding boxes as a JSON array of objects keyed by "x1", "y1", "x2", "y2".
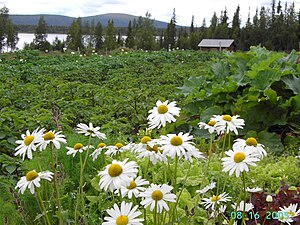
[
  {"x1": 108, "y1": 164, "x2": 123, "y2": 177},
  {"x1": 152, "y1": 190, "x2": 163, "y2": 201},
  {"x1": 222, "y1": 115, "x2": 232, "y2": 122},
  {"x1": 141, "y1": 136, "x2": 152, "y2": 144},
  {"x1": 211, "y1": 195, "x2": 221, "y2": 202},
  {"x1": 208, "y1": 120, "x2": 216, "y2": 126},
  {"x1": 24, "y1": 135, "x2": 34, "y2": 146},
  {"x1": 115, "y1": 143, "x2": 124, "y2": 149},
  {"x1": 116, "y1": 215, "x2": 128, "y2": 225},
  {"x1": 233, "y1": 152, "x2": 246, "y2": 163},
  {"x1": 97, "y1": 143, "x2": 106, "y2": 148},
  {"x1": 43, "y1": 131, "x2": 55, "y2": 141},
  {"x1": 26, "y1": 170, "x2": 38, "y2": 181},
  {"x1": 157, "y1": 105, "x2": 168, "y2": 114},
  {"x1": 170, "y1": 136, "x2": 183, "y2": 146},
  {"x1": 288, "y1": 211, "x2": 295, "y2": 217},
  {"x1": 127, "y1": 181, "x2": 137, "y2": 189},
  {"x1": 74, "y1": 143, "x2": 83, "y2": 150},
  {"x1": 245, "y1": 137, "x2": 258, "y2": 147},
  {"x1": 146, "y1": 145, "x2": 159, "y2": 153}
]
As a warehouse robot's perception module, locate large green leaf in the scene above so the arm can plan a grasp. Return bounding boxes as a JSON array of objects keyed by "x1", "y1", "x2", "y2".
[
  {"x1": 258, "y1": 131, "x2": 284, "y2": 155},
  {"x1": 249, "y1": 69, "x2": 281, "y2": 91},
  {"x1": 178, "y1": 76, "x2": 207, "y2": 97},
  {"x1": 282, "y1": 75, "x2": 300, "y2": 94}
]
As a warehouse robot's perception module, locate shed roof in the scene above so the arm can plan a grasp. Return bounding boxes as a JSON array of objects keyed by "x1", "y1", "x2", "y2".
[{"x1": 198, "y1": 39, "x2": 234, "y2": 48}]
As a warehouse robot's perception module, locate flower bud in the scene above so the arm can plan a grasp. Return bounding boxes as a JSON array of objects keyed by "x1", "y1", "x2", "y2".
[{"x1": 266, "y1": 195, "x2": 273, "y2": 203}]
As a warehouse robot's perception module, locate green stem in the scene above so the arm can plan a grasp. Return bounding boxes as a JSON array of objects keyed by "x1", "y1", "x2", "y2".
[
  {"x1": 154, "y1": 201, "x2": 158, "y2": 225},
  {"x1": 173, "y1": 155, "x2": 178, "y2": 194},
  {"x1": 36, "y1": 189, "x2": 51, "y2": 225},
  {"x1": 145, "y1": 157, "x2": 151, "y2": 180},
  {"x1": 241, "y1": 172, "x2": 247, "y2": 225},
  {"x1": 221, "y1": 133, "x2": 227, "y2": 157},
  {"x1": 144, "y1": 208, "x2": 147, "y2": 225},
  {"x1": 51, "y1": 144, "x2": 63, "y2": 225},
  {"x1": 172, "y1": 162, "x2": 192, "y2": 224},
  {"x1": 209, "y1": 133, "x2": 213, "y2": 157}
]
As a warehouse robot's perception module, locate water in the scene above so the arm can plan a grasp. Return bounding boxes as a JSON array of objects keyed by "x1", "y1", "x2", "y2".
[{"x1": 15, "y1": 33, "x2": 67, "y2": 50}]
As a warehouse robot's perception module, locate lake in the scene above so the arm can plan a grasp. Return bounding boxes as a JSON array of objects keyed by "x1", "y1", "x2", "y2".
[{"x1": 15, "y1": 33, "x2": 67, "y2": 50}]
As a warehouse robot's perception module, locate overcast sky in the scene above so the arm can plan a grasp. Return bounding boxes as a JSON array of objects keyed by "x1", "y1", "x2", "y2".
[{"x1": 1, "y1": 0, "x2": 299, "y2": 26}]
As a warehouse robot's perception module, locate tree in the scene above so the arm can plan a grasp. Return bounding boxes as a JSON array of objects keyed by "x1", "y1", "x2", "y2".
[
  {"x1": 189, "y1": 15, "x2": 200, "y2": 50},
  {"x1": 103, "y1": 20, "x2": 117, "y2": 51},
  {"x1": 125, "y1": 20, "x2": 135, "y2": 48},
  {"x1": 207, "y1": 12, "x2": 218, "y2": 38},
  {"x1": 231, "y1": 5, "x2": 241, "y2": 46},
  {"x1": 94, "y1": 22, "x2": 103, "y2": 51},
  {"x1": 66, "y1": 17, "x2": 84, "y2": 51},
  {"x1": 6, "y1": 22, "x2": 18, "y2": 51},
  {"x1": 214, "y1": 8, "x2": 229, "y2": 38},
  {"x1": 165, "y1": 8, "x2": 177, "y2": 50},
  {"x1": 135, "y1": 12, "x2": 156, "y2": 50},
  {"x1": 33, "y1": 16, "x2": 50, "y2": 51},
  {"x1": 0, "y1": 6, "x2": 18, "y2": 52}
]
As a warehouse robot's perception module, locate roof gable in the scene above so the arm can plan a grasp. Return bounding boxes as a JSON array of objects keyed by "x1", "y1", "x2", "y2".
[{"x1": 198, "y1": 39, "x2": 234, "y2": 48}]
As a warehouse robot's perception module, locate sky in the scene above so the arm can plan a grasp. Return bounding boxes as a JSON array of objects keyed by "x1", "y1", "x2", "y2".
[{"x1": 1, "y1": 0, "x2": 300, "y2": 26}]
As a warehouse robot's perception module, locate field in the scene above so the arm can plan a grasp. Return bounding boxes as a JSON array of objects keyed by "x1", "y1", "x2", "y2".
[{"x1": 0, "y1": 48, "x2": 299, "y2": 225}]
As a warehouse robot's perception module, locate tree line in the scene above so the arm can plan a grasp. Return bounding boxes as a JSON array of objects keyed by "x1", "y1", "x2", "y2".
[{"x1": 1, "y1": 0, "x2": 300, "y2": 52}]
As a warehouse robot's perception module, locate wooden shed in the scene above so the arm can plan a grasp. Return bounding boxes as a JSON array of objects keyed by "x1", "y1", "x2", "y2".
[{"x1": 198, "y1": 39, "x2": 235, "y2": 51}]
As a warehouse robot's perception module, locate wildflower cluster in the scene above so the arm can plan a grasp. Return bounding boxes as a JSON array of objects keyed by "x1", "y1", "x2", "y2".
[{"x1": 12, "y1": 99, "x2": 300, "y2": 225}]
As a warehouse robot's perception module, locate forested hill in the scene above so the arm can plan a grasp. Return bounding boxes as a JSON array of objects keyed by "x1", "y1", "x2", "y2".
[{"x1": 9, "y1": 13, "x2": 169, "y2": 28}]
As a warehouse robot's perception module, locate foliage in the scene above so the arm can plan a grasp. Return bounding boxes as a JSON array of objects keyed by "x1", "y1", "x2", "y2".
[
  {"x1": 0, "y1": 6, "x2": 18, "y2": 52},
  {"x1": 0, "y1": 50, "x2": 219, "y2": 153},
  {"x1": 179, "y1": 47, "x2": 300, "y2": 153}
]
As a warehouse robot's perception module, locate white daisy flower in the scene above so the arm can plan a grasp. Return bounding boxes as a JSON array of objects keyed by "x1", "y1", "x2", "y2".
[
  {"x1": 232, "y1": 201, "x2": 254, "y2": 212},
  {"x1": 278, "y1": 203, "x2": 300, "y2": 224},
  {"x1": 15, "y1": 127, "x2": 45, "y2": 160},
  {"x1": 233, "y1": 137, "x2": 267, "y2": 158},
  {"x1": 105, "y1": 143, "x2": 133, "y2": 157},
  {"x1": 90, "y1": 143, "x2": 107, "y2": 161},
  {"x1": 246, "y1": 187, "x2": 263, "y2": 193},
  {"x1": 66, "y1": 143, "x2": 92, "y2": 157},
  {"x1": 139, "y1": 183, "x2": 176, "y2": 213},
  {"x1": 15, "y1": 170, "x2": 54, "y2": 194},
  {"x1": 147, "y1": 100, "x2": 181, "y2": 130},
  {"x1": 133, "y1": 136, "x2": 153, "y2": 153},
  {"x1": 38, "y1": 130, "x2": 67, "y2": 151},
  {"x1": 115, "y1": 176, "x2": 149, "y2": 199},
  {"x1": 99, "y1": 158, "x2": 139, "y2": 192},
  {"x1": 198, "y1": 120, "x2": 217, "y2": 134},
  {"x1": 103, "y1": 201, "x2": 143, "y2": 225},
  {"x1": 137, "y1": 140, "x2": 167, "y2": 165},
  {"x1": 196, "y1": 182, "x2": 216, "y2": 194},
  {"x1": 221, "y1": 144, "x2": 260, "y2": 177},
  {"x1": 158, "y1": 132, "x2": 205, "y2": 162},
  {"x1": 201, "y1": 192, "x2": 232, "y2": 210},
  {"x1": 212, "y1": 114, "x2": 245, "y2": 135},
  {"x1": 76, "y1": 122, "x2": 106, "y2": 139}
]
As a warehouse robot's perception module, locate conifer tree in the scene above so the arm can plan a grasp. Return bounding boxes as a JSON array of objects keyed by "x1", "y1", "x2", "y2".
[
  {"x1": 67, "y1": 17, "x2": 84, "y2": 51},
  {"x1": 125, "y1": 20, "x2": 135, "y2": 48},
  {"x1": 231, "y1": 5, "x2": 241, "y2": 46},
  {"x1": 135, "y1": 12, "x2": 156, "y2": 50},
  {"x1": 165, "y1": 8, "x2": 177, "y2": 50},
  {"x1": 103, "y1": 20, "x2": 117, "y2": 51},
  {"x1": 33, "y1": 16, "x2": 50, "y2": 51},
  {"x1": 94, "y1": 22, "x2": 103, "y2": 51}
]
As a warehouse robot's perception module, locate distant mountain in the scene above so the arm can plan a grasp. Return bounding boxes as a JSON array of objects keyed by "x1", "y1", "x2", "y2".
[{"x1": 9, "y1": 13, "x2": 169, "y2": 29}]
